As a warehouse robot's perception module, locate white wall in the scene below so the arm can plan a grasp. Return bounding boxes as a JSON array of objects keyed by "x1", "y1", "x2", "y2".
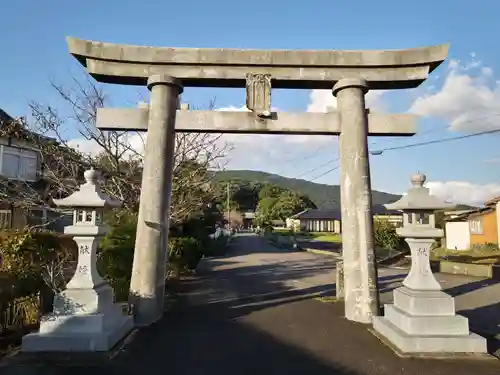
[{"x1": 445, "y1": 221, "x2": 470, "y2": 250}]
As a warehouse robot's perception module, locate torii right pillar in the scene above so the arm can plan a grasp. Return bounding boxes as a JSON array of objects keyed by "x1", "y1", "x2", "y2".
[{"x1": 333, "y1": 78, "x2": 379, "y2": 323}]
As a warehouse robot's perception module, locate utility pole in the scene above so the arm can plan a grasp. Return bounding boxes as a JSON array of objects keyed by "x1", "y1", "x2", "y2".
[{"x1": 226, "y1": 182, "x2": 231, "y2": 228}]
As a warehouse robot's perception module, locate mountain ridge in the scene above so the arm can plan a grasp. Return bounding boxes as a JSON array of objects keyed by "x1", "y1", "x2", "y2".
[
  {"x1": 212, "y1": 169, "x2": 401, "y2": 210},
  {"x1": 212, "y1": 169, "x2": 478, "y2": 212}
]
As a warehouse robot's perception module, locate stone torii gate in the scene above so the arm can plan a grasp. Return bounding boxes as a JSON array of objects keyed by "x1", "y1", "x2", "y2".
[{"x1": 67, "y1": 37, "x2": 448, "y2": 326}]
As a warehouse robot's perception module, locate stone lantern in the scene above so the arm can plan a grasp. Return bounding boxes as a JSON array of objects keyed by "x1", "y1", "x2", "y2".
[
  {"x1": 22, "y1": 169, "x2": 133, "y2": 352},
  {"x1": 372, "y1": 172, "x2": 487, "y2": 355}
]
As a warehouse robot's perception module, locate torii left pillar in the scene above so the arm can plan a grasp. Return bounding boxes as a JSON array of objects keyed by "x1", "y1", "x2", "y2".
[{"x1": 129, "y1": 74, "x2": 183, "y2": 326}]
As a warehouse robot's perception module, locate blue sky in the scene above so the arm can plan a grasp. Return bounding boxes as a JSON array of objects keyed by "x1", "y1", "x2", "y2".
[{"x1": 1, "y1": 0, "x2": 499, "y2": 205}]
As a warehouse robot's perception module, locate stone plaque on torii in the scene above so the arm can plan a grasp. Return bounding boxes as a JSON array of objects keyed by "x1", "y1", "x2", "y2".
[{"x1": 67, "y1": 37, "x2": 448, "y2": 326}]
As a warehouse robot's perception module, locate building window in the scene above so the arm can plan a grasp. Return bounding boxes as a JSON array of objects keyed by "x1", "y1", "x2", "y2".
[
  {"x1": 469, "y1": 218, "x2": 483, "y2": 235},
  {"x1": 0, "y1": 145, "x2": 38, "y2": 181},
  {"x1": 0, "y1": 210, "x2": 12, "y2": 229}
]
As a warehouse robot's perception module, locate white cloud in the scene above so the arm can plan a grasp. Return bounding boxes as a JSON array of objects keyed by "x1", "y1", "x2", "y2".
[
  {"x1": 307, "y1": 89, "x2": 387, "y2": 113},
  {"x1": 217, "y1": 105, "x2": 249, "y2": 112},
  {"x1": 409, "y1": 58, "x2": 500, "y2": 132},
  {"x1": 426, "y1": 180, "x2": 500, "y2": 207},
  {"x1": 66, "y1": 138, "x2": 102, "y2": 156},
  {"x1": 484, "y1": 157, "x2": 500, "y2": 164},
  {"x1": 215, "y1": 104, "x2": 338, "y2": 171},
  {"x1": 67, "y1": 133, "x2": 146, "y2": 159}
]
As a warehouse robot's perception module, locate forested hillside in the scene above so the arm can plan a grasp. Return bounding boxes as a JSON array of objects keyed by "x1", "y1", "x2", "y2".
[{"x1": 213, "y1": 170, "x2": 401, "y2": 210}]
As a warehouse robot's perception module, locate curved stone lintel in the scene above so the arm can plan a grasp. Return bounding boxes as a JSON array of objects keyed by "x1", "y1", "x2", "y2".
[
  {"x1": 67, "y1": 37, "x2": 448, "y2": 89},
  {"x1": 67, "y1": 37, "x2": 448, "y2": 69}
]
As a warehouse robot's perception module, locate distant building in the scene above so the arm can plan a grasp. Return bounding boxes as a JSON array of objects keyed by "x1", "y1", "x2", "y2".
[
  {"x1": 372, "y1": 204, "x2": 404, "y2": 227},
  {"x1": 468, "y1": 198, "x2": 499, "y2": 246},
  {"x1": 444, "y1": 197, "x2": 500, "y2": 250},
  {"x1": 242, "y1": 211, "x2": 255, "y2": 228},
  {"x1": 445, "y1": 212, "x2": 471, "y2": 250},
  {"x1": 0, "y1": 109, "x2": 70, "y2": 231},
  {"x1": 290, "y1": 209, "x2": 341, "y2": 233},
  {"x1": 288, "y1": 205, "x2": 404, "y2": 233}
]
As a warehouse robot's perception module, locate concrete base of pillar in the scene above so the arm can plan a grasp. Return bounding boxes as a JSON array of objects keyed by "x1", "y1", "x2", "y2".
[
  {"x1": 22, "y1": 304, "x2": 133, "y2": 352},
  {"x1": 372, "y1": 287, "x2": 487, "y2": 355}
]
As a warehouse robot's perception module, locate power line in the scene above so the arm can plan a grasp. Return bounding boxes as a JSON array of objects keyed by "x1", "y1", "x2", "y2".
[
  {"x1": 274, "y1": 143, "x2": 333, "y2": 176},
  {"x1": 310, "y1": 165, "x2": 340, "y2": 182},
  {"x1": 306, "y1": 126, "x2": 500, "y2": 181},
  {"x1": 294, "y1": 157, "x2": 339, "y2": 179},
  {"x1": 273, "y1": 114, "x2": 500, "y2": 184},
  {"x1": 371, "y1": 112, "x2": 500, "y2": 150},
  {"x1": 371, "y1": 127, "x2": 500, "y2": 154}
]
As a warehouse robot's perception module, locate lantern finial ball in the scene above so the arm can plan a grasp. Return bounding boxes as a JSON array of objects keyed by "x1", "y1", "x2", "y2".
[
  {"x1": 410, "y1": 172, "x2": 426, "y2": 188},
  {"x1": 84, "y1": 168, "x2": 100, "y2": 184}
]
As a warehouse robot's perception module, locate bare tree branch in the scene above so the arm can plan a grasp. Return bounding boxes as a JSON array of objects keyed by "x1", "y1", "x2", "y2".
[{"x1": 0, "y1": 77, "x2": 229, "y2": 227}]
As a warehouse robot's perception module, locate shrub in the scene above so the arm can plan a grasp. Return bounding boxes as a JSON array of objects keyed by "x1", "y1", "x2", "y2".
[
  {"x1": 373, "y1": 219, "x2": 402, "y2": 250},
  {"x1": 470, "y1": 242, "x2": 500, "y2": 252},
  {"x1": 0, "y1": 295, "x2": 39, "y2": 335},
  {"x1": 0, "y1": 230, "x2": 78, "y2": 297},
  {"x1": 168, "y1": 236, "x2": 202, "y2": 276},
  {"x1": 98, "y1": 210, "x2": 138, "y2": 301},
  {"x1": 0, "y1": 230, "x2": 77, "y2": 344}
]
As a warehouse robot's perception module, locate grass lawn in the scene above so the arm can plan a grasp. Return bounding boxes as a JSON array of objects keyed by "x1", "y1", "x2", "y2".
[
  {"x1": 310, "y1": 232, "x2": 342, "y2": 243},
  {"x1": 431, "y1": 247, "x2": 500, "y2": 264},
  {"x1": 273, "y1": 228, "x2": 291, "y2": 234},
  {"x1": 270, "y1": 229, "x2": 342, "y2": 243}
]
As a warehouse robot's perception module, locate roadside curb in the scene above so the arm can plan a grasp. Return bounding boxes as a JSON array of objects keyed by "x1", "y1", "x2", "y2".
[{"x1": 302, "y1": 248, "x2": 341, "y2": 257}]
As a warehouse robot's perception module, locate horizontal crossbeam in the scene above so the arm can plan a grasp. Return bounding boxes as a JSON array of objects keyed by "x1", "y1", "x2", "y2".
[
  {"x1": 68, "y1": 37, "x2": 448, "y2": 89},
  {"x1": 96, "y1": 108, "x2": 416, "y2": 136}
]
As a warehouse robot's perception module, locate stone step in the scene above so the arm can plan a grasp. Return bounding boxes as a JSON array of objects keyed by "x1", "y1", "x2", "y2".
[
  {"x1": 384, "y1": 304, "x2": 469, "y2": 336},
  {"x1": 394, "y1": 287, "x2": 456, "y2": 316},
  {"x1": 372, "y1": 316, "x2": 488, "y2": 354}
]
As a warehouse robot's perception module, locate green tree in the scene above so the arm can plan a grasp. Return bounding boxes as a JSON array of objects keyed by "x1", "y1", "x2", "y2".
[
  {"x1": 232, "y1": 183, "x2": 259, "y2": 212},
  {"x1": 273, "y1": 190, "x2": 308, "y2": 221},
  {"x1": 258, "y1": 184, "x2": 285, "y2": 200},
  {"x1": 254, "y1": 196, "x2": 279, "y2": 226}
]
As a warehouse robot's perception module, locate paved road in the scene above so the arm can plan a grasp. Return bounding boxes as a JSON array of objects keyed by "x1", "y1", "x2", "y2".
[{"x1": 4, "y1": 233, "x2": 500, "y2": 374}]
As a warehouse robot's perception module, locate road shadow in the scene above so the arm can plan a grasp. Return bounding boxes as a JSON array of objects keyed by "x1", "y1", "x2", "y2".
[
  {"x1": 111, "y1": 297, "x2": 363, "y2": 375},
  {"x1": 459, "y1": 302, "x2": 500, "y2": 356},
  {"x1": 443, "y1": 278, "x2": 500, "y2": 297},
  {"x1": 377, "y1": 273, "x2": 406, "y2": 294}
]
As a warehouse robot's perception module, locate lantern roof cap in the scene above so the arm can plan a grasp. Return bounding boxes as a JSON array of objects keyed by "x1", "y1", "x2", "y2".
[
  {"x1": 53, "y1": 168, "x2": 122, "y2": 208},
  {"x1": 385, "y1": 172, "x2": 455, "y2": 211}
]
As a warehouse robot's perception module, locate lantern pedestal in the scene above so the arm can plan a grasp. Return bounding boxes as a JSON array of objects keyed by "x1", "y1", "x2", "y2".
[
  {"x1": 373, "y1": 238, "x2": 486, "y2": 354},
  {"x1": 22, "y1": 299, "x2": 133, "y2": 352},
  {"x1": 22, "y1": 233, "x2": 133, "y2": 352},
  {"x1": 373, "y1": 287, "x2": 487, "y2": 354}
]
